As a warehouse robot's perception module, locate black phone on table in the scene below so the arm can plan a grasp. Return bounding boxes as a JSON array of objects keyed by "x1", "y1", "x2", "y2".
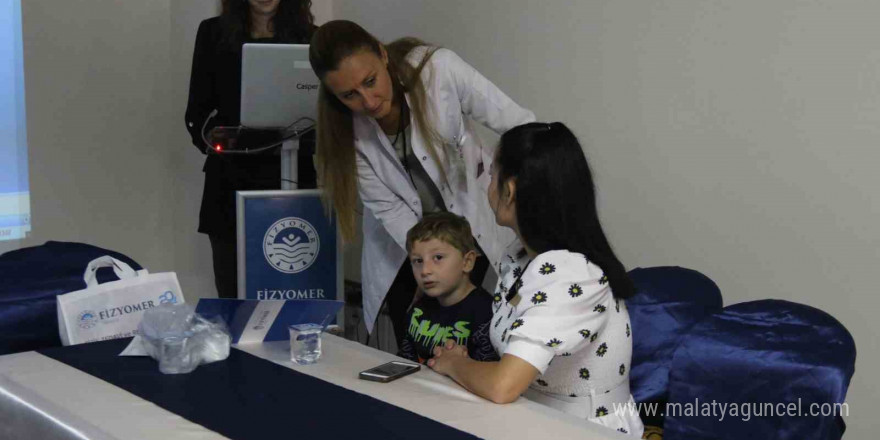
[{"x1": 358, "y1": 361, "x2": 421, "y2": 383}]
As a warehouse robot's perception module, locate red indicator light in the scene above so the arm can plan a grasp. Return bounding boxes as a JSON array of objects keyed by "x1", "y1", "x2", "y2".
[{"x1": 215, "y1": 144, "x2": 223, "y2": 152}]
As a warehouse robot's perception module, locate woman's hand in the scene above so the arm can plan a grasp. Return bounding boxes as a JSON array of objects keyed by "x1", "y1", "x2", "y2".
[
  {"x1": 427, "y1": 339, "x2": 469, "y2": 375},
  {"x1": 427, "y1": 340, "x2": 540, "y2": 404}
]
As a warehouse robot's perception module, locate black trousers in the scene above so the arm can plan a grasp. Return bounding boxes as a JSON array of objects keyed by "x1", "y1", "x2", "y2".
[
  {"x1": 385, "y1": 252, "x2": 490, "y2": 346},
  {"x1": 209, "y1": 234, "x2": 238, "y2": 299}
]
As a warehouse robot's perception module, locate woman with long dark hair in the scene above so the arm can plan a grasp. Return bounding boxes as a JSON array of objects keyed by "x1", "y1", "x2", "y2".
[
  {"x1": 308, "y1": 20, "x2": 535, "y2": 343},
  {"x1": 428, "y1": 122, "x2": 643, "y2": 436},
  {"x1": 184, "y1": 0, "x2": 316, "y2": 298}
]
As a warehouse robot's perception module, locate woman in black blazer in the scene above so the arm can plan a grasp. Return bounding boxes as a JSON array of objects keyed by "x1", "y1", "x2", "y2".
[{"x1": 185, "y1": 0, "x2": 316, "y2": 298}]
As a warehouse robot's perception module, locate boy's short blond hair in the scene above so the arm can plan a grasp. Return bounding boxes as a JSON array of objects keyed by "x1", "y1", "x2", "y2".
[{"x1": 406, "y1": 212, "x2": 476, "y2": 255}]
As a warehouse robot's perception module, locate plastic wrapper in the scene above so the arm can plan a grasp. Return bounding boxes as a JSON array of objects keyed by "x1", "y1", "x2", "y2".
[{"x1": 137, "y1": 303, "x2": 231, "y2": 374}]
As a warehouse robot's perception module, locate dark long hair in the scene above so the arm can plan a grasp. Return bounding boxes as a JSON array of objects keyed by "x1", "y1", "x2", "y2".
[
  {"x1": 219, "y1": 0, "x2": 314, "y2": 51},
  {"x1": 496, "y1": 122, "x2": 635, "y2": 299},
  {"x1": 308, "y1": 20, "x2": 443, "y2": 241}
]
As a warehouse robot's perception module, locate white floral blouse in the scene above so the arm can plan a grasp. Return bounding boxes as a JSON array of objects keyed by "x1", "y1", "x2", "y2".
[{"x1": 489, "y1": 247, "x2": 643, "y2": 436}]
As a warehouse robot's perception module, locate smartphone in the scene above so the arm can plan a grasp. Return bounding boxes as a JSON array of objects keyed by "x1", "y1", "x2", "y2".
[{"x1": 358, "y1": 361, "x2": 421, "y2": 383}]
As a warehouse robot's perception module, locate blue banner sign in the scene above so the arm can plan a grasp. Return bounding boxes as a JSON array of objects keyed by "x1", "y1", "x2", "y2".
[{"x1": 236, "y1": 190, "x2": 341, "y2": 304}]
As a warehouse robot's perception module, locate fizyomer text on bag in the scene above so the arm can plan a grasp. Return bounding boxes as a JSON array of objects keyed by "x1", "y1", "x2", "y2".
[{"x1": 98, "y1": 301, "x2": 157, "y2": 320}]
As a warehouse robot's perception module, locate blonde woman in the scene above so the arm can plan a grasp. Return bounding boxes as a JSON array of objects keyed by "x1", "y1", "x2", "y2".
[{"x1": 309, "y1": 20, "x2": 534, "y2": 342}]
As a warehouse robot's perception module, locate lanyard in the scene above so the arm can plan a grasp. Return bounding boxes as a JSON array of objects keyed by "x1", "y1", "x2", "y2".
[{"x1": 390, "y1": 102, "x2": 418, "y2": 190}]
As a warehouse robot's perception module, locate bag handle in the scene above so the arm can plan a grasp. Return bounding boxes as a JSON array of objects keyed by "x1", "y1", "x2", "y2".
[{"x1": 83, "y1": 256, "x2": 142, "y2": 287}]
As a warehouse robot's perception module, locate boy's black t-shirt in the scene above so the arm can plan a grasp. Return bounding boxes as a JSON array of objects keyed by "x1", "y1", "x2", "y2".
[{"x1": 398, "y1": 286, "x2": 500, "y2": 363}]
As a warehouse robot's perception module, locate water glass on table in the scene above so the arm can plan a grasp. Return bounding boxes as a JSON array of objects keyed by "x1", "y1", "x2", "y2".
[
  {"x1": 158, "y1": 334, "x2": 197, "y2": 374},
  {"x1": 289, "y1": 323, "x2": 324, "y2": 364}
]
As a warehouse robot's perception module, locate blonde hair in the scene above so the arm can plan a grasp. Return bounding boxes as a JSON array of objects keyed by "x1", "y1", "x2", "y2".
[
  {"x1": 405, "y1": 212, "x2": 476, "y2": 255},
  {"x1": 309, "y1": 20, "x2": 446, "y2": 241}
]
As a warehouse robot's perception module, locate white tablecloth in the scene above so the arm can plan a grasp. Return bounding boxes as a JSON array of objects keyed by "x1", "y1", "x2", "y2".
[{"x1": 0, "y1": 335, "x2": 629, "y2": 440}]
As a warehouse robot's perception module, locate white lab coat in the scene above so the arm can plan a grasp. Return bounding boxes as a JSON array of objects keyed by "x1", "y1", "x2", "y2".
[{"x1": 354, "y1": 47, "x2": 535, "y2": 332}]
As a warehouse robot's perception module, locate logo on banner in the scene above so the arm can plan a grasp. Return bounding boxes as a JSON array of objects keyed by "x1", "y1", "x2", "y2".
[
  {"x1": 264, "y1": 217, "x2": 320, "y2": 274},
  {"x1": 253, "y1": 309, "x2": 271, "y2": 331},
  {"x1": 78, "y1": 310, "x2": 98, "y2": 329},
  {"x1": 159, "y1": 290, "x2": 178, "y2": 304}
]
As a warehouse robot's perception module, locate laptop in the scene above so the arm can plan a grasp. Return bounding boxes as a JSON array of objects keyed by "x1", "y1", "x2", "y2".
[{"x1": 240, "y1": 43, "x2": 320, "y2": 129}]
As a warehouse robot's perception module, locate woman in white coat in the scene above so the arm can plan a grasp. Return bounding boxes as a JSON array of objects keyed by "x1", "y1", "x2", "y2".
[{"x1": 309, "y1": 20, "x2": 535, "y2": 342}]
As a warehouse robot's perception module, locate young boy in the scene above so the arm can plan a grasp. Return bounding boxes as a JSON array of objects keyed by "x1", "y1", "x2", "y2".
[{"x1": 398, "y1": 212, "x2": 500, "y2": 363}]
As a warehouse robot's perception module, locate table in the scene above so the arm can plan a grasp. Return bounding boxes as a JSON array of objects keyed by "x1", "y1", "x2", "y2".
[{"x1": 0, "y1": 335, "x2": 629, "y2": 440}]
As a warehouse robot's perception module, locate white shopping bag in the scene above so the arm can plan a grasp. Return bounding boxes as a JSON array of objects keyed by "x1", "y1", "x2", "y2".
[{"x1": 57, "y1": 256, "x2": 186, "y2": 346}]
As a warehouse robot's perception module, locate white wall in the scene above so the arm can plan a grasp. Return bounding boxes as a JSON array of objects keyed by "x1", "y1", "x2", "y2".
[
  {"x1": 0, "y1": 1, "x2": 179, "y2": 276},
  {"x1": 334, "y1": 0, "x2": 878, "y2": 435},
  {"x1": 0, "y1": 0, "x2": 338, "y2": 300}
]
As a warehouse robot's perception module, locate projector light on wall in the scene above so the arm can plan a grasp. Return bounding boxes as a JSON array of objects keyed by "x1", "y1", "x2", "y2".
[{"x1": 0, "y1": 0, "x2": 31, "y2": 241}]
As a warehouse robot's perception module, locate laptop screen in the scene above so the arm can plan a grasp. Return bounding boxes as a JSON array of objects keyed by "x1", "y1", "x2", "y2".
[{"x1": 240, "y1": 43, "x2": 319, "y2": 129}]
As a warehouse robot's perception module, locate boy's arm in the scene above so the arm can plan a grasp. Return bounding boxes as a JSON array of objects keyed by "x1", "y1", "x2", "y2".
[
  {"x1": 397, "y1": 333, "x2": 419, "y2": 362},
  {"x1": 397, "y1": 304, "x2": 420, "y2": 362},
  {"x1": 468, "y1": 321, "x2": 500, "y2": 362}
]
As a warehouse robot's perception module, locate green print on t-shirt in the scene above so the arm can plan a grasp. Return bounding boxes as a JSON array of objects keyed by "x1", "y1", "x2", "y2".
[{"x1": 408, "y1": 307, "x2": 471, "y2": 348}]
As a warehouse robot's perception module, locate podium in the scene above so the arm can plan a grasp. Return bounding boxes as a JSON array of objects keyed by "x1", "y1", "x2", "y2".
[
  {"x1": 212, "y1": 123, "x2": 342, "y2": 325},
  {"x1": 208, "y1": 123, "x2": 314, "y2": 189},
  {"x1": 280, "y1": 138, "x2": 299, "y2": 190}
]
